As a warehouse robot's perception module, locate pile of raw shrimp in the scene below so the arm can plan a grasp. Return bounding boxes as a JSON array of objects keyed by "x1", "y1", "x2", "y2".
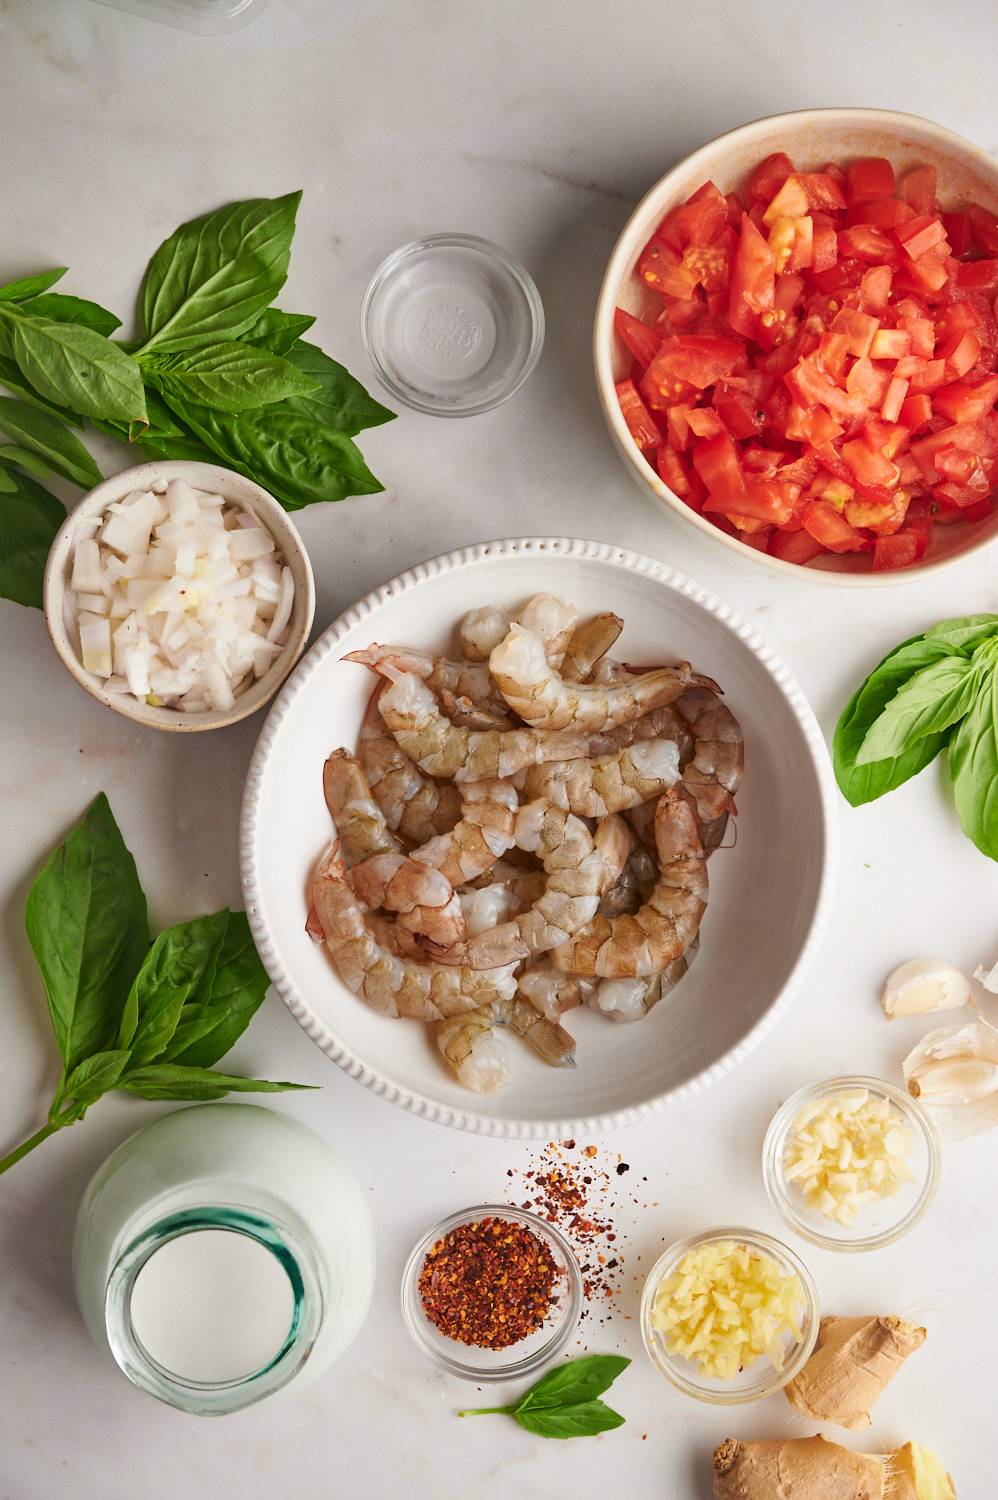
[{"x1": 308, "y1": 593, "x2": 744, "y2": 1097}]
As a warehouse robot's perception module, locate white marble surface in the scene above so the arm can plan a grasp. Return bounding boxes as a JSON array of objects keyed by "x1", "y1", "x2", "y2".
[{"x1": 2, "y1": 0, "x2": 998, "y2": 1494}]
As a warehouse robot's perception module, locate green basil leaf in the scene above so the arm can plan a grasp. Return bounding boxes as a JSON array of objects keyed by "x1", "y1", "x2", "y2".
[
  {"x1": 0, "y1": 397, "x2": 102, "y2": 488},
  {"x1": 4, "y1": 312, "x2": 147, "y2": 425},
  {"x1": 139, "y1": 340, "x2": 321, "y2": 412},
  {"x1": 25, "y1": 793, "x2": 149, "y2": 1074},
  {"x1": 60, "y1": 1049, "x2": 131, "y2": 1110},
  {"x1": 0, "y1": 468, "x2": 64, "y2": 608},
  {"x1": 135, "y1": 429, "x2": 221, "y2": 463},
  {"x1": 949, "y1": 671, "x2": 998, "y2": 860},
  {"x1": 21, "y1": 293, "x2": 122, "y2": 337},
  {"x1": 241, "y1": 308, "x2": 316, "y2": 355},
  {"x1": 0, "y1": 444, "x2": 54, "y2": 479},
  {"x1": 855, "y1": 656, "x2": 980, "y2": 765},
  {"x1": 514, "y1": 1400, "x2": 625, "y2": 1439},
  {"x1": 282, "y1": 341, "x2": 395, "y2": 435},
  {"x1": 517, "y1": 1355, "x2": 631, "y2": 1411},
  {"x1": 140, "y1": 192, "x2": 301, "y2": 352},
  {"x1": 0, "y1": 269, "x2": 68, "y2": 302},
  {"x1": 925, "y1": 614, "x2": 998, "y2": 652},
  {"x1": 119, "y1": 1063, "x2": 312, "y2": 1101},
  {"x1": 158, "y1": 910, "x2": 271, "y2": 1068},
  {"x1": 0, "y1": 354, "x2": 84, "y2": 427},
  {"x1": 833, "y1": 636, "x2": 960, "y2": 806},
  {"x1": 164, "y1": 394, "x2": 383, "y2": 508}
]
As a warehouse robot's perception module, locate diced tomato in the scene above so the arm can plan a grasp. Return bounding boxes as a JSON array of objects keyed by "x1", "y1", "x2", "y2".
[
  {"x1": 872, "y1": 531, "x2": 919, "y2": 570},
  {"x1": 957, "y1": 259, "x2": 998, "y2": 293},
  {"x1": 847, "y1": 197, "x2": 915, "y2": 230},
  {"x1": 668, "y1": 189, "x2": 729, "y2": 249},
  {"x1": 830, "y1": 306, "x2": 880, "y2": 357},
  {"x1": 666, "y1": 403, "x2": 694, "y2": 450},
  {"x1": 747, "y1": 153, "x2": 795, "y2": 203},
  {"x1": 858, "y1": 263, "x2": 893, "y2": 312},
  {"x1": 870, "y1": 328, "x2": 910, "y2": 360},
  {"x1": 933, "y1": 375, "x2": 998, "y2": 424},
  {"x1": 704, "y1": 477, "x2": 797, "y2": 525},
  {"x1": 960, "y1": 497, "x2": 994, "y2": 522},
  {"x1": 841, "y1": 438, "x2": 898, "y2": 487},
  {"x1": 905, "y1": 513, "x2": 934, "y2": 557},
  {"x1": 616, "y1": 379, "x2": 659, "y2": 448},
  {"x1": 713, "y1": 383, "x2": 765, "y2": 439},
  {"x1": 848, "y1": 157, "x2": 896, "y2": 203},
  {"x1": 838, "y1": 225, "x2": 895, "y2": 263},
  {"x1": 908, "y1": 359, "x2": 948, "y2": 393},
  {"x1": 810, "y1": 219, "x2": 839, "y2": 274},
  {"x1": 796, "y1": 172, "x2": 848, "y2": 212},
  {"x1": 968, "y1": 205, "x2": 998, "y2": 256},
  {"x1": 686, "y1": 407, "x2": 727, "y2": 438},
  {"x1": 692, "y1": 431, "x2": 746, "y2": 504},
  {"x1": 728, "y1": 214, "x2": 776, "y2": 338},
  {"x1": 799, "y1": 407, "x2": 844, "y2": 447},
  {"x1": 846, "y1": 356, "x2": 890, "y2": 409},
  {"x1": 770, "y1": 528, "x2": 826, "y2": 564},
  {"x1": 614, "y1": 309, "x2": 660, "y2": 369},
  {"x1": 846, "y1": 492, "x2": 906, "y2": 534},
  {"x1": 942, "y1": 212, "x2": 973, "y2": 256},
  {"x1": 638, "y1": 237, "x2": 697, "y2": 299},
  {"x1": 863, "y1": 417, "x2": 907, "y2": 456},
  {"x1": 881, "y1": 375, "x2": 910, "y2": 423},
  {"x1": 895, "y1": 215, "x2": 948, "y2": 261},
  {"x1": 762, "y1": 177, "x2": 811, "y2": 224},
  {"x1": 646, "y1": 333, "x2": 744, "y2": 390},
  {"x1": 899, "y1": 251, "x2": 950, "y2": 294},
  {"x1": 802, "y1": 499, "x2": 869, "y2": 551},
  {"x1": 657, "y1": 444, "x2": 692, "y2": 497},
  {"x1": 937, "y1": 329, "x2": 982, "y2": 377},
  {"x1": 898, "y1": 392, "x2": 933, "y2": 432},
  {"x1": 899, "y1": 167, "x2": 937, "y2": 216}
]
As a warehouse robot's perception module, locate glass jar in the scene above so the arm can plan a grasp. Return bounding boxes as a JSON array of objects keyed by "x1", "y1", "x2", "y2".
[{"x1": 72, "y1": 1104, "x2": 375, "y2": 1414}]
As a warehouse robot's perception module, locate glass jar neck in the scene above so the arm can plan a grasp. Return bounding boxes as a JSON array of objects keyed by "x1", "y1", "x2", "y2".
[{"x1": 105, "y1": 1204, "x2": 324, "y2": 1415}]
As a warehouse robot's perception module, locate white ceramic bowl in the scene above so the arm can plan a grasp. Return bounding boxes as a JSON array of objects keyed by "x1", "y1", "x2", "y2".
[
  {"x1": 594, "y1": 107, "x2": 998, "y2": 586},
  {"x1": 241, "y1": 537, "x2": 838, "y2": 1136},
  {"x1": 44, "y1": 461, "x2": 315, "y2": 732}
]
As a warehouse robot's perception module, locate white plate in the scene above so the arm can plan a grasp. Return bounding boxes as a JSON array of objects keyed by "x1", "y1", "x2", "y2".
[{"x1": 241, "y1": 538, "x2": 838, "y2": 1136}]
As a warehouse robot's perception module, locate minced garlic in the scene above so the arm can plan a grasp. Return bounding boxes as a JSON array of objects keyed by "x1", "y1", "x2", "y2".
[
  {"x1": 651, "y1": 1239, "x2": 804, "y2": 1381},
  {"x1": 782, "y1": 1088, "x2": 915, "y2": 1226}
]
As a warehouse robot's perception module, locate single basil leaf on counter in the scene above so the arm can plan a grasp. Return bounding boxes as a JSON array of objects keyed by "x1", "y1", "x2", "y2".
[
  {"x1": 139, "y1": 192, "x2": 301, "y2": 352},
  {"x1": 514, "y1": 1401, "x2": 625, "y2": 1439},
  {"x1": 833, "y1": 635, "x2": 961, "y2": 806},
  {"x1": 517, "y1": 1354, "x2": 631, "y2": 1411},
  {"x1": 925, "y1": 614, "x2": 998, "y2": 652},
  {"x1": 241, "y1": 308, "x2": 316, "y2": 355},
  {"x1": 283, "y1": 341, "x2": 395, "y2": 435},
  {"x1": 0, "y1": 397, "x2": 102, "y2": 488},
  {"x1": 25, "y1": 793, "x2": 149, "y2": 1075},
  {"x1": 58, "y1": 1049, "x2": 132, "y2": 1114},
  {"x1": 4, "y1": 312, "x2": 147, "y2": 425},
  {"x1": 119, "y1": 1064, "x2": 313, "y2": 1101},
  {"x1": 0, "y1": 269, "x2": 68, "y2": 302},
  {"x1": 0, "y1": 444, "x2": 54, "y2": 479},
  {"x1": 139, "y1": 340, "x2": 321, "y2": 413},
  {"x1": 855, "y1": 656, "x2": 980, "y2": 766},
  {"x1": 949, "y1": 672, "x2": 998, "y2": 861},
  {"x1": 164, "y1": 393, "x2": 383, "y2": 508},
  {"x1": 158, "y1": 910, "x2": 271, "y2": 1068},
  {"x1": 0, "y1": 469, "x2": 64, "y2": 608},
  {"x1": 21, "y1": 293, "x2": 122, "y2": 337},
  {"x1": 0, "y1": 354, "x2": 84, "y2": 427}
]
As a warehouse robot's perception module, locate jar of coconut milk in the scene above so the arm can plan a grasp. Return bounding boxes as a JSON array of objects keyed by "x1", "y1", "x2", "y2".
[{"x1": 72, "y1": 1104, "x2": 375, "y2": 1414}]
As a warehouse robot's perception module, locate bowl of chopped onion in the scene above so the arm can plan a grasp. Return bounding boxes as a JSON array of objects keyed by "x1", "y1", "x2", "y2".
[{"x1": 44, "y1": 461, "x2": 315, "y2": 731}]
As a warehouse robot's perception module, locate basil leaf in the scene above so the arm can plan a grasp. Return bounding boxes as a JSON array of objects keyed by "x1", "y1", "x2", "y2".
[
  {"x1": 517, "y1": 1354, "x2": 631, "y2": 1411},
  {"x1": 0, "y1": 354, "x2": 84, "y2": 427},
  {"x1": 0, "y1": 444, "x2": 54, "y2": 479},
  {"x1": 140, "y1": 192, "x2": 301, "y2": 352},
  {"x1": 949, "y1": 671, "x2": 998, "y2": 860},
  {"x1": 283, "y1": 342, "x2": 395, "y2": 435},
  {"x1": 514, "y1": 1400, "x2": 625, "y2": 1439},
  {"x1": 136, "y1": 429, "x2": 221, "y2": 464},
  {"x1": 21, "y1": 293, "x2": 122, "y2": 337},
  {"x1": 241, "y1": 308, "x2": 316, "y2": 355},
  {"x1": 0, "y1": 469, "x2": 64, "y2": 608},
  {"x1": 139, "y1": 341, "x2": 321, "y2": 412},
  {"x1": 158, "y1": 910, "x2": 271, "y2": 1068},
  {"x1": 119, "y1": 1064, "x2": 311, "y2": 1101},
  {"x1": 3, "y1": 312, "x2": 147, "y2": 425},
  {"x1": 165, "y1": 394, "x2": 384, "y2": 508},
  {"x1": 0, "y1": 269, "x2": 68, "y2": 302},
  {"x1": 925, "y1": 614, "x2": 998, "y2": 652},
  {"x1": 833, "y1": 636, "x2": 960, "y2": 806},
  {"x1": 25, "y1": 793, "x2": 149, "y2": 1075},
  {"x1": 855, "y1": 656, "x2": 980, "y2": 765},
  {"x1": 0, "y1": 397, "x2": 102, "y2": 488},
  {"x1": 59, "y1": 1049, "x2": 131, "y2": 1112}
]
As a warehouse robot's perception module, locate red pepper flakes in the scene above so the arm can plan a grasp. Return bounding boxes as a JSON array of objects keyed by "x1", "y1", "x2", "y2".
[{"x1": 418, "y1": 1216, "x2": 560, "y2": 1350}]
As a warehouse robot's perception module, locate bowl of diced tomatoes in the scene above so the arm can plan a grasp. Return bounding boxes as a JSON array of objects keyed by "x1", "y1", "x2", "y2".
[{"x1": 594, "y1": 108, "x2": 998, "y2": 581}]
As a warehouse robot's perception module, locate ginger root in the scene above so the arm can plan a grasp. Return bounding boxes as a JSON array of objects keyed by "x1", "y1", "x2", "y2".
[
  {"x1": 712, "y1": 1435, "x2": 887, "y2": 1499},
  {"x1": 887, "y1": 1443, "x2": 956, "y2": 1500},
  {"x1": 784, "y1": 1314, "x2": 926, "y2": 1429}
]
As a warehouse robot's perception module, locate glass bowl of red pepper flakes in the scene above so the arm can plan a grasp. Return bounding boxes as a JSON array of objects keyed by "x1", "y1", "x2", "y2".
[{"x1": 401, "y1": 1205, "x2": 583, "y2": 1381}]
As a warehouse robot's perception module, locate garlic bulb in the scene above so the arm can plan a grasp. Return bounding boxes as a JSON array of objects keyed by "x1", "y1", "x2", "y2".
[
  {"x1": 881, "y1": 957, "x2": 972, "y2": 1018},
  {"x1": 903, "y1": 1021, "x2": 998, "y2": 1138}
]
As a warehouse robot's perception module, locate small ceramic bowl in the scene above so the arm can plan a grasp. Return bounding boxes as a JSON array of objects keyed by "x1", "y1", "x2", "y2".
[
  {"x1": 44, "y1": 461, "x2": 315, "y2": 733},
  {"x1": 640, "y1": 1226, "x2": 819, "y2": 1404},
  {"x1": 400, "y1": 1204, "x2": 583, "y2": 1382},
  {"x1": 763, "y1": 1075, "x2": 940, "y2": 1252},
  {"x1": 594, "y1": 107, "x2": 998, "y2": 585}
]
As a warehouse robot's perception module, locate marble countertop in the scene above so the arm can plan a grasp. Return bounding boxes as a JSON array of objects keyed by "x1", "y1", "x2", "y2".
[{"x1": 2, "y1": 1, "x2": 997, "y2": 1495}]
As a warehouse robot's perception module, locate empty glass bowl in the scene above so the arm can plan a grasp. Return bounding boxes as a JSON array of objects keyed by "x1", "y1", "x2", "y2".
[{"x1": 361, "y1": 235, "x2": 544, "y2": 416}]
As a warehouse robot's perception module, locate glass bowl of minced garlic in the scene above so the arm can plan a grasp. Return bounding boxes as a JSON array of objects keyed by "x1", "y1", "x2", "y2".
[
  {"x1": 763, "y1": 1076, "x2": 940, "y2": 1252},
  {"x1": 640, "y1": 1228, "x2": 820, "y2": 1403}
]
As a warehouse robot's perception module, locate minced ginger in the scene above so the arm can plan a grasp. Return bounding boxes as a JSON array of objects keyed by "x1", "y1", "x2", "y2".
[
  {"x1": 783, "y1": 1088, "x2": 915, "y2": 1226},
  {"x1": 651, "y1": 1239, "x2": 803, "y2": 1380}
]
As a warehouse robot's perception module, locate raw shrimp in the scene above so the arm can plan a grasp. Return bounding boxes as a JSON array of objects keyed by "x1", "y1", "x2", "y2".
[
  {"x1": 459, "y1": 605, "x2": 512, "y2": 663},
  {"x1": 590, "y1": 941, "x2": 699, "y2": 1023},
  {"x1": 517, "y1": 963, "x2": 597, "y2": 1022},
  {"x1": 586, "y1": 702, "x2": 693, "y2": 763},
  {"x1": 425, "y1": 806, "x2": 630, "y2": 969},
  {"x1": 561, "y1": 612, "x2": 623, "y2": 683},
  {"x1": 489, "y1": 624, "x2": 705, "y2": 731},
  {"x1": 516, "y1": 738, "x2": 680, "y2": 817},
  {"x1": 598, "y1": 844, "x2": 659, "y2": 918},
  {"x1": 676, "y1": 687, "x2": 744, "y2": 851},
  {"x1": 435, "y1": 995, "x2": 576, "y2": 1094},
  {"x1": 376, "y1": 669, "x2": 588, "y2": 783},
  {"x1": 345, "y1": 644, "x2": 511, "y2": 730},
  {"x1": 357, "y1": 684, "x2": 462, "y2": 845},
  {"x1": 407, "y1": 779, "x2": 519, "y2": 886},
  {"x1": 458, "y1": 594, "x2": 577, "y2": 668},
  {"x1": 553, "y1": 791, "x2": 707, "y2": 977},
  {"x1": 311, "y1": 844, "x2": 518, "y2": 1021}
]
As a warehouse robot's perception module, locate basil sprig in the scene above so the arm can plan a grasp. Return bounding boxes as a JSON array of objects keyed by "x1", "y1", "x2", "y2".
[
  {"x1": 0, "y1": 793, "x2": 307, "y2": 1176},
  {"x1": 834, "y1": 614, "x2": 998, "y2": 858},
  {"x1": 458, "y1": 1354, "x2": 630, "y2": 1439},
  {"x1": 0, "y1": 192, "x2": 394, "y2": 612}
]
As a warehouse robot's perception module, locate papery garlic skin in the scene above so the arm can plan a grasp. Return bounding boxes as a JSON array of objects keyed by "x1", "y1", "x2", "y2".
[
  {"x1": 904, "y1": 1021, "x2": 998, "y2": 1139},
  {"x1": 973, "y1": 956, "x2": 998, "y2": 993},
  {"x1": 881, "y1": 958, "x2": 972, "y2": 1019}
]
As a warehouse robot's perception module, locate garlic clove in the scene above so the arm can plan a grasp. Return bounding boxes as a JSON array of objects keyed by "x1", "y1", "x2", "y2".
[
  {"x1": 881, "y1": 957, "x2": 973, "y2": 1019},
  {"x1": 904, "y1": 1021, "x2": 998, "y2": 1138}
]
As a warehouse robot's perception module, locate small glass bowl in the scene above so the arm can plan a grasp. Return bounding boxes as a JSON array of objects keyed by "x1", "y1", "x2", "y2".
[
  {"x1": 400, "y1": 1205, "x2": 582, "y2": 1382},
  {"x1": 361, "y1": 234, "x2": 544, "y2": 416},
  {"x1": 763, "y1": 1075, "x2": 940, "y2": 1253},
  {"x1": 640, "y1": 1227, "x2": 820, "y2": 1405}
]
